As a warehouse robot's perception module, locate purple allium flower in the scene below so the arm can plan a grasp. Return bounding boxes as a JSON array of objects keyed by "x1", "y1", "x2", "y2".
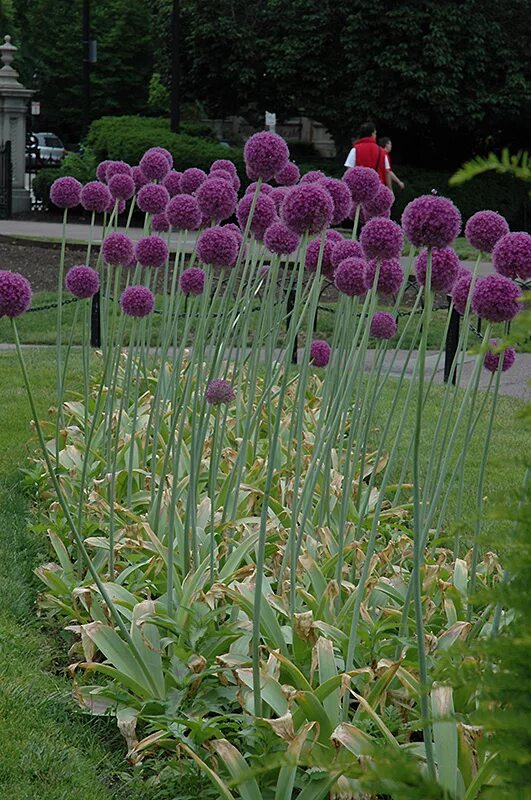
[
  {"x1": 280, "y1": 183, "x2": 334, "y2": 235},
  {"x1": 465, "y1": 211, "x2": 509, "y2": 254},
  {"x1": 327, "y1": 230, "x2": 344, "y2": 243},
  {"x1": 166, "y1": 194, "x2": 201, "y2": 230},
  {"x1": 244, "y1": 131, "x2": 289, "y2": 181},
  {"x1": 370, "y1": 311, "x2": 397, "y2": 339},
  {"x1": 135, "y1": 236, "x2": 169, "y2": 269},
  {"x1": 151, "y1": 211, "x2": 170, "y2": 232},
  {"x1": 197, "y1": 226, "x2": 239, "y2": 268},
  {"x1": 163, "y1": 170, "x2": 183, "y2": 197},
  {"x1": 206, "y1": 378, "x2": 235, "y2": 405},
  {"x1": 105, "y1": 196, "x2": 126, "y2": 215},
  {"x1": 137, "y1": 183, "x2": 170, "y2": 215},
  {"x1": 196, "y1": 177, "x2": 237, "y2": 222},
  {"x1": 208, "y1": 167, "x2": 233, "y2": 185},
  {"x1": 301, "y1": 170, "x2": 326, "y2": 184},
  {"x1": 131, "y1": 165, "x2": 150, "y2": 192},
  {"x1": 363, "y1": 185, "x2": 394, "y2": 219},
  {"x1": 180, "y1": 267, "x2": 206, "y2": 296},
  {"x1": 492, "y1": 231, "x2": 531, "y2": 280},
  {"x1": 108, "y1": 172, "x2": 135, "y2": 201},
  {"x1": 50, "y1": 176, "x2": 82, "y2": 209},
  {"x1": 330, "y1": 238, "x2": 363, "y2": 269},
  {"x1": 275, "y1": 162, "x2": 300, "y2": 186},
  {"x1": 334, "y1": 257, "x2": 368, "y2": 296},
  {"x1": 310, "y1": 339, "x2": 331, "y2": 367},
  {"x1": 451, "y1": 271, "x2": 473, "y2": 315},
  {"x1": 96, "y1": 160, "x2": 112, "y2": 182},
  {"x1": 223, "y1": 222, "x2": 243, "y2": 246},
  {"x1": 102, "y1": 232, "x2": 134, "y2": 266},
  {"x1": 211, "y1": 159, "x2": 237, "y2": 178},
  {"x1": 415, "y1": 247, "x2": 461, "y2": 293},
  {"x1": 120, "y1": 285, "x2": 155, "y2": 317},
  {"x1": 343, "y1": 167, "x2": 380, "y2": 205},
  {"x1": 140, "y1": 148, "x2": 171, "y2": 181},
  {"x1": 65, "y1": 265, "x2": 99, "y2": 299},
  {"x1": 152, "y1": 146, "x2": 173, "y2": 166},
  {"x1": 80, "y1": 181, "x2": 112, "y2": 214},
  {"x1": 402, "y1": 195, "x2": 461, "y2": 248},
  {"x1": 305, "y1": 236, "x2": 336, "y2": 277},
  {"x1": 360, "y1": 217, "x2": 403, "y2": 260},
  {"x1": 180, "y1": 167, "x2": 207, "y2": 194},
  {"x1": 0, "y1": 271, "x2": 32, "y2": 317},
  {"x1": 237, "y1": 192, "x2": 277, "y2": 240},
  {"x1": 366, "y1": 258, "x2": 404, "y2": 296},
  {"x1": 472, "y1": 274, "x2": 521, "y2": 323},
  {"x1": 105, "y1": 161, "x2": 132, "y2": 180},
  {"x1": 319, "y1": 177, "x2": 353, "y2": 225},
  {"x1": 484, "y1": 339, "x2": 516, "y2": 373},
  {"x1": 245, "y1": 181, "x2": 274, "y2": 196},
  {"x1": 264, "y1": 221, "x2": 300, "y2": 255},
  {"x1": 270, "y1": 186, "x2": 290, "y2": 213}
]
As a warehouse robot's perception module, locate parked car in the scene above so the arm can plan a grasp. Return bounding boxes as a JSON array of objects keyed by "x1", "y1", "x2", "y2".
[{"x1": 26, "y1": 132, "x2": 67, "y2": 169}]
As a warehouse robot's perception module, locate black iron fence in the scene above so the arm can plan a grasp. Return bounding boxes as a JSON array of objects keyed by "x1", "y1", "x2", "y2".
[{"x1": 0, "y1": 140, "x2": 12, "y2": 220}]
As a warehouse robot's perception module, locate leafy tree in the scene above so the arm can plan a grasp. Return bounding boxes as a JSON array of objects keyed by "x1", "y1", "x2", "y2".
[{"x1": 0, "y1": 0, "x2": 15, "y2": 38}]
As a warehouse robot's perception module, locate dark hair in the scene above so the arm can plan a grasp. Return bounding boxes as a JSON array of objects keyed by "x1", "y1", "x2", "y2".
[
  {"x1": 358, "y1": 121, "x2": 376, "y2": 138},
  {"x1": 379, "y1": 136, "x2": 391, "y2": 147}
]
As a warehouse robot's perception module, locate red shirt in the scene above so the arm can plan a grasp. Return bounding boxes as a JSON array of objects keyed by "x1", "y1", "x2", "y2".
[{"x1": 352, "y1": 137, "x2": 388, "y2": 185}]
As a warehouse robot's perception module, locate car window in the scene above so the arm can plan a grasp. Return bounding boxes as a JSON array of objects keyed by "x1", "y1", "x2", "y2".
[{"x1": 43, "y1": 135, "x2": 63, "y2": 148}]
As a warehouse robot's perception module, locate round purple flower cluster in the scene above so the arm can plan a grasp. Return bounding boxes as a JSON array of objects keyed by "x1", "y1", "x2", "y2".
[
  {"x1": 65, "y1": 265, "x2": 99, "y2": 299},
  {"x1": 223, "y1": 223, "x2": 243, "y2": 246},
  {"x1": 237, "y1": 193, "x2": 277, "y2": 240},
  {"x1": 492, "y1": 231, "x2": 531, "y2": 280},
  {"x1": 208, "y1": 167, "x2": 233, "y2": 185},
  {"x1": 370, "y1": 311, "x2": 397, "y2": 339},
  {"x1": 330, "y1": 238, "x2": 363, "y2": 269},
  {"x1": 465, "y1": 210, "x2": 509, "y2": 254},
  {"x1": 484, "y1": 339, "x2": 516, "y2": 373},
  {"x1": 402, "y1": 195, "x2": 461, "y2": 248},
  {"x1": 305, "y1": 235, "x2": 336, "y2": 277},
  {"x1": 196, "y1": 177, "x2": 237, "y2": 222},
  {"x1": 132, "y1": 166, "x2": 149, "y2": 192},
  {"x1": 80, "y1": 181, "x2": 112, "y2": 214},
  {"x1": 120, "y1": 286, "x2": 155, "y2": 317},
  {"x1": 102, "y1": 232, "x2": 134, "y2": 267},
  {"x1": 180, "y1": 167, "x2": 207, "y2": 194},
  {"x1": 281, "y1": 183, "x2": 333, "y2": 235},
  {"x1": 180, "y1": 267, "x2": 206, "y2": 296},
  {"x1": 319, "y1": 177, "x2": 352, "y2": 225},
  {"x1": 264, "y1": 222, "x2": 300, "y2": 255},
  {"x1": 211, "y1": 159, "x2": 237, "y2": 177},
  {"x1": 363, "y1": 184, "x2": 394, "y2": 219},
  {"x1": 246, "y1": 181, "x2": 274, "y2": 196},
  {"x1": 163, "y1": 170, "x2": 183, "y2": 197},
  {"x1": 151, "y1": 212, "x2": 170, "y2": 232},
  {"x1": 140, "y1": 148, "x2": 171, "y2": 181},
  {"x1": 137, "y1": 183, "x2": 170, "y2": 215},
  {"x1": 472, "y1": 274, "x2": 521, "y2": 323},
  {"x1": 366, "y1": 258, "x2": 404, "y2": 296},
  {"x1": 275, "y1": 161, "x2": 300, "y2": 186},
  {"x1": 96, "y1": 160, "x2": 112, "y2": 182},
  {"x1": 244, "y1": 131, "x2": 289, "y2": 181},
  {"x1": 334, "y1": 257, "x2": 368, "y2": 297},
  {"x1": 415, "y1": 247, "x2": 460, "y2": 293},
  {"x1": 326, "y1": 230, "x2": 344, "y2": 244},
  {"x1": 105, "y1": 161, "x2": 132, "y2": 180},
  {"x1": 0, "y1": 270, "x2": 32, "y2": 317},
  {"x1": 300, "y1": 170, "x2": 326, "y2": 184},
  {"x1": 166, "y1": 194, "x2": 201, "y2": 230},
  {"x1": 135, "y1": 236, "x2": 169, "y2": 269},
  {"x1": 343, "y1": 167, "x2": 380, "y2": 205},
  {"x1": 197, "y1": 226, "x2": 239, "y2": 268},
  {"x1": 50, "y1": 176, "x2": 82, "y2": 209},
  {"x1": 206, "y1": 378, "x2": 235, "y2": 405},
  {"x1": 270, "y1": 186, "x2": 289, "y2": 212},
  {"x1": 451, "y1": 271, "x2": 473, "y2": 315},
  {"x1": 108, "y1": 173, "x2": 135, "y2": 201},
  {"x1": 310, "y1": 339, "x2": 331, "y2": 367},
  {"x1": 360, "y1": 217, "x2": 403, "y2": 260}
]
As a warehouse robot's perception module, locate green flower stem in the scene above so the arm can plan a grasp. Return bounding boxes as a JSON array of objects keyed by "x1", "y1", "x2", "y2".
[
  {"x1": 208, "y1": 408, "x2": 222, "y2": 583},
  {"x1": 55, "y1": 207, "x2": 69, "y2": 441},
  {"x1": 351, "y1": 204, "x2": 361, "y2": 240}
]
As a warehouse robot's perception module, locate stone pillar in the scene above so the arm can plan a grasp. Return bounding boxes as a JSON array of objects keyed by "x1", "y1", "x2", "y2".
[{"x1": 0, "y1": 35, "x2": 33, "y2": 214}]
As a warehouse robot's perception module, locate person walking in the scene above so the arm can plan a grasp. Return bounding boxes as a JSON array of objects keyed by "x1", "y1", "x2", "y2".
[
  {"x1": 344, "y1": 121, "x2": 390, "y2": 187},
  {"x1": 379, "y1": 136, "x2": 405, "y2": 190}
]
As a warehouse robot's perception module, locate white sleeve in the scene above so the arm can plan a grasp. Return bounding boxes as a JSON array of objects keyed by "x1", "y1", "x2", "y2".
[
  {"x1": 344, "y1": 148, "x2": 356, "y2": 168},
  {"x1": 384, "y1": 155, "x2": 390, "y2": 170}
]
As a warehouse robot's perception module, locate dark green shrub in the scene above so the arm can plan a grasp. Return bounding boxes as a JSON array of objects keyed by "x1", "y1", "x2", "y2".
[
  {"x1": 32, "y1": 167, "x2": 60, "y2": 206},
  {"x1": 32, "y1": 150, "x2": 97, "y2": 209}
]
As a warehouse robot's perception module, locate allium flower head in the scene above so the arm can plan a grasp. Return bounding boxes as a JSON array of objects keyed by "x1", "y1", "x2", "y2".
[
  {"x1": 131, "y1": 165, "x2": 150, "y2": 192},
  {"x1": 360, "y1": 217, "x2": 403, "y2": 260},
  {"x1": 415, "y1": 247, "x2": 460, "y2": 293},
  {"x1": 334, "y1": 257, "x2": 368, "y2": 296},
  {"x1": 151, "y1": 211, "x2": 170, "y2": 232},
  {"x1": 366, "y1": 258, "x2": 404, "y2": 296},
  {"x1": 402, "y1": 195, "x2": 461, "y2": 248},
  {"x1": 343, "y1": 167, "x2": 380, "y2": 205},
  {"x1": 370, "y1": 311, "x2": 397, "y2": 339},
  {"x1": 50, "y1": 176, "x2": 82, "y2": 208},
  {"x1": 206, "y1": 379, "x2": 235, "y2": 405},
  {"x1": 301, "y1": 170, "x2": 326, "y2": 184},
  {"x1": 330, "y1": 238, "x2": 363, "y2": 269},
  {"x1": 280, "y1": 183, "x2": 333, "y2": 235},
  {"x1": 492, "y1": 231, "x2": 531, "y2": 280},
  {"x1": 264, "y1": 222, "x2": 300, "y2": 255},
  {"x1": 451, "y1": 270, "x2": 473, "y2": 315},
  {"x1": 105, "y1": 161, "x2": 132, "y2": 180},
  {"x1": 135, "y1": 236, "x2": 169, "y2": 269},
  {"x1": 65, "y1": 265, "x2": 99, "y2": 298},
  {"x1": 197, "y1": 226, "x2": 239, "y2": 268},
  {"x1": 484, "y1": 339, "x2": 516, "y2": 373},
  {"x1": 96, "y1": 160, "x2": 112, "y2": 182},
  {"x1": 196, "y1": 177, "x2": 237, "y2": 222},
  {"x1": 472, "y1": 274, "x2": 521, "y2": 323},
  {"x1": 80, "y1": 181, "x2": 112, "y2": 214},
  {"x1": 166, "y1": 194, "x2": 201, "y2": 230},
  {"x1": 102, "y1": 232, "x2": 134, "y2": 266},
  {"x1": 180, "y1": 267, "x2": 206, "y2": 296},
  {"x1": 244, "y1": 131, "x2": 289, "y2": 180},
  {"x1": 326, "y1": 230, "x2": 344, "y2": 243},
  {"x1": 211, "y1": 159, "x2": 238, "y2": 178},
  {"x1": 223, "y1": 223, "x2": 243, "y2": 246},
  {"x1": 270, "y1": 186, "x2": 290, "y2": 212},
  {"x1": 275, "y1": 162, "x2": 300, "y2": 186},
  {"x1": 140, "y1": 148, "x2": 171, "y2": 181},
  {"x1": 152, "y1": 146, "x2": 173, "y2": 166},
  {"x1": 180, "y1": 167, "x2": 207, "y2": 194},
  {"x1": 163, "y1": 170, "x2": 183, "y2": 197},
  {"x1": 310, "y1": 339, "x2": 331, "y2": 367},
  {"x1": 0, "y1": 271, "x2": 32, "y2": 317},
  {"x1": 106, "y1": 197, "x2": 126, "y2": 215},
  {"x1": 120, "y1": 286, "x2": 154, "y2": 317},
  {"x1": 305, "y1": 236, "x2": 336, "y2": 277},
  {"x1": 108, "y1": 172, "x2": 135, "y2": 201},
  {"x1": 363, "y1": 185, "x2": 394, "y2": 219},
  {"x1": 319, "y1": 177, "x2": 352, "y2": 225},
  {"x1": 237, "y1": 193, "x2": 277, "y2": 240},
  {"x1": 465, "y1": 210, "x2": 509, "y2": 254},
  {"x1": 245, "y1": 181, "x2": 274, "y2": 196},
  {"x1": 208, "y1": 168, "x2": 233, "y2": 185},
  {"x1": 137, "y1": 183, "x2": 170, "y2": 215}
]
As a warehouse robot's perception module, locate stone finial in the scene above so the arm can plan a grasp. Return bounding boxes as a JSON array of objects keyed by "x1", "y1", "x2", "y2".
[{"x1": 0, "y1": 34, "x2": 25, "y2": 90}]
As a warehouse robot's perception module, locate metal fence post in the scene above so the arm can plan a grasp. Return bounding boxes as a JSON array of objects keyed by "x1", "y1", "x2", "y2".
[
  {"x1": 444, "y1": 301, "x2": 460, "y2": 384},
  {"x1": 90, "y1": 289, "x2": 101, "y2": 347}
]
